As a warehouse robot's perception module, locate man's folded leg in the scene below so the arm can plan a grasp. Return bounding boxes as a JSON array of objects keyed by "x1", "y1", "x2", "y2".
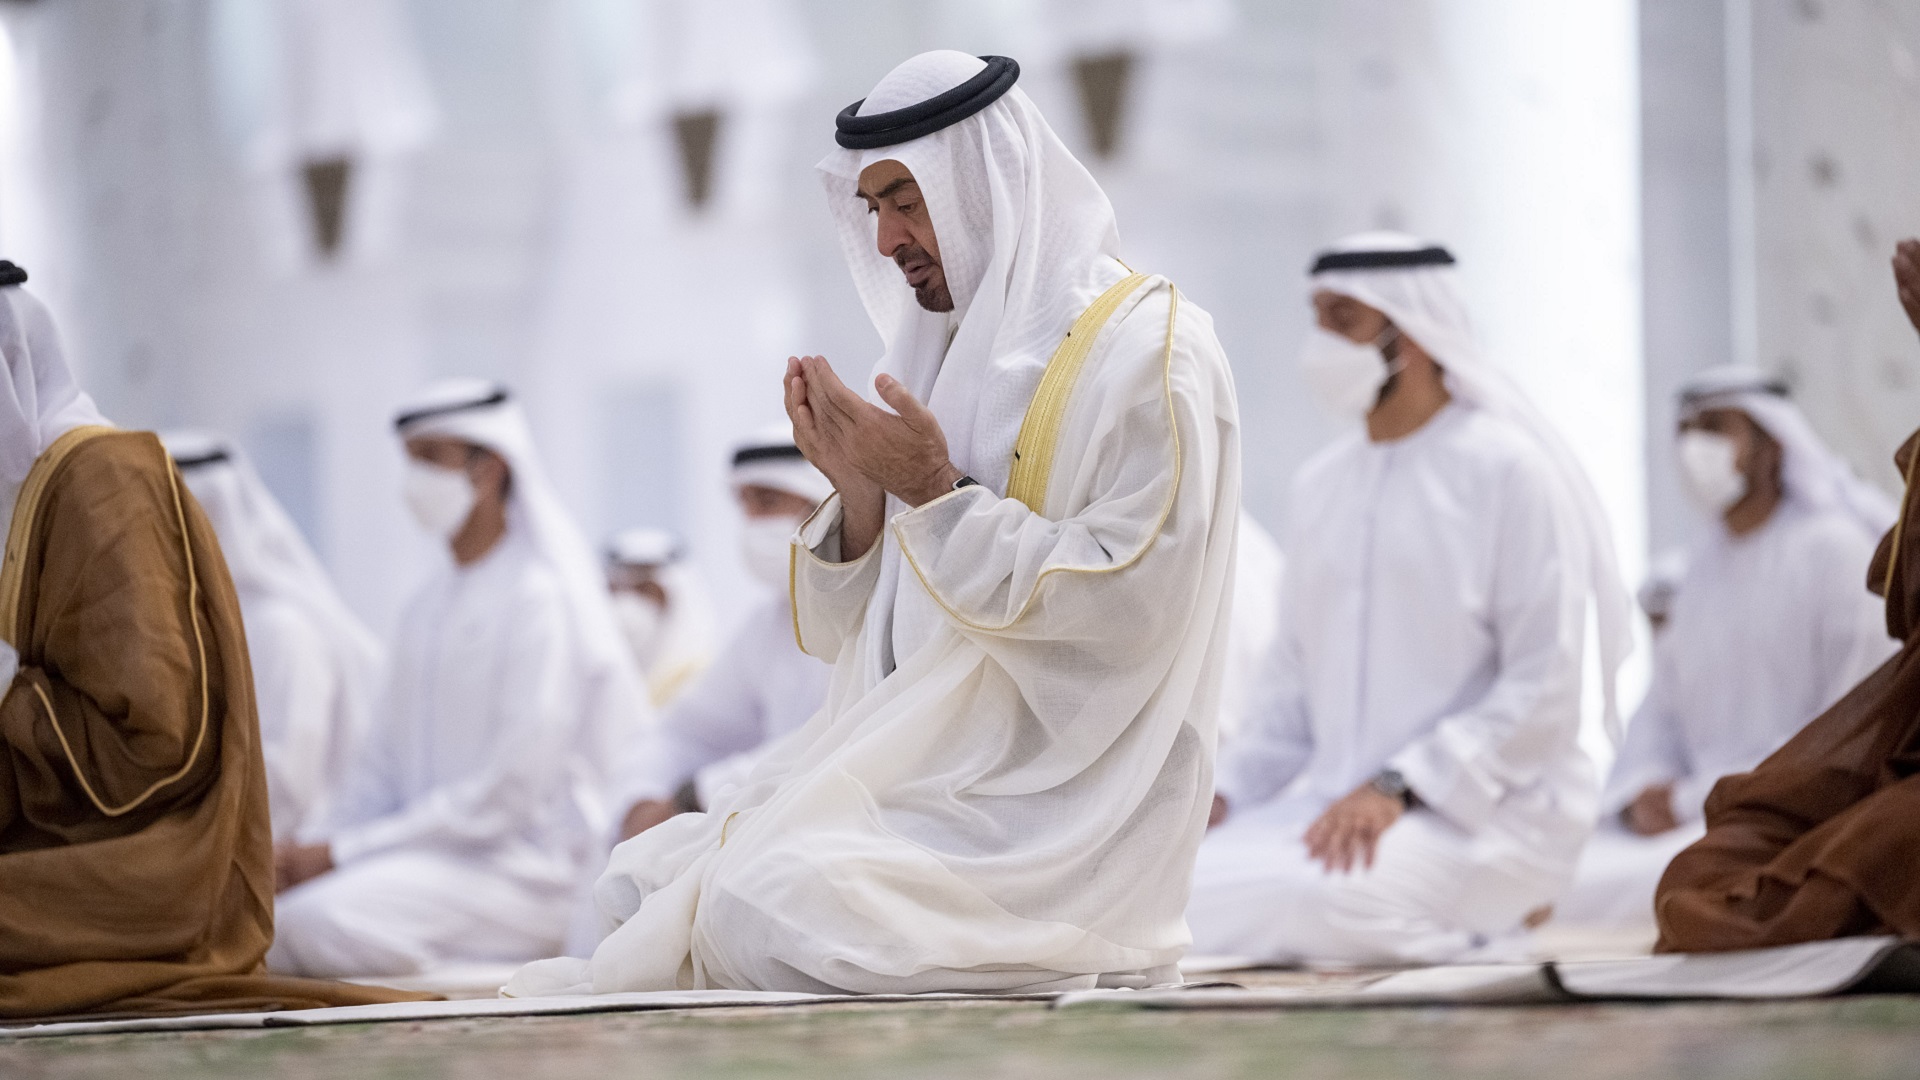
[
  {"x1": 1187, "y1": 809, "x2": 1557, "y2": 966},
  {"x1": 270, "y1": 850, "x2": 573, "y2": 979}
]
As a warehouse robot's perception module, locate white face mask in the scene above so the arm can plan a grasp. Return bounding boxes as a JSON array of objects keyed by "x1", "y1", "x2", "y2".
[
  {"x1": 740, "y1": 516, "x2": 801, "y2": 588},
  {"x1": 1300, "y1": 327, "x2": 1402, "y2": 420},
  {"x1": 402, "y1": 460, "x2": 477, "y2": 540},
  {"x1": 609, "y1": 591, "x2": 666, "y2": 669},
  {"x1": 1677, "y1": 430, "x2": 1749, "y2": 516}
]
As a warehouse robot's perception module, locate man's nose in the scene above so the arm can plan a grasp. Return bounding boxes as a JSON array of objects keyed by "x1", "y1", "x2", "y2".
[{"x1": 874, "y1": 214, "x2": 910, "y2": 259}]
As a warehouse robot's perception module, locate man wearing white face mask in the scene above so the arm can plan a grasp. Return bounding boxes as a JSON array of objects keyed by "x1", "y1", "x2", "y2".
[
  {"x1": 603, "y1": 429, "x2": 834, "y2": 849},
  {"x1": 1553, "y1": 366, "x2": 1896, "y2": 936},
  {"x1": 1186, "y1": 233, "x2": 1633, "y2": 966},
  {"x1": 606, "y1": 527, "x2": 715, "y2": 708},
  {"x1": 268, "y1": 379, "x2": 650, "y2": 978}
]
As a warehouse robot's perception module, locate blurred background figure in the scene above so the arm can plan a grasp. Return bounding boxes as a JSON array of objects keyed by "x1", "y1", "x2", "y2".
[
  {"x1": 1215, "y1": 512, "x2": 1285, "y2": 751},
  {"x1": 164, "y1": 430, "x2": 384, "y2": 845},
  {"x1": 1555, "y1": 367, "x2": 1897, "y2": 937},
  {"x1": 606, "y1": 427, "x2": 833, "y2": 844},
  {"x1": 605, "y1": 526, "x2": 715, "y2": 708},
  {"x1": 269, "y1": 379, "x2": 649, "y2": 979}
]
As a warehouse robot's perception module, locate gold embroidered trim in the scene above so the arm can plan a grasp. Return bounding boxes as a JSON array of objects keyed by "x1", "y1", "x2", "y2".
[
  {"x1": 1, "y1": 425, "x2": 114, "y2": 641},
  {"x1": 895, "y1": 282, "x2": 1183, "y2": 634},
  {"x1": 11, "y1": 433, "x2": 214, "y2": 818},
  {"x1": 1005, "y1": 273, "x2": 1151, "y2": 514},
  {"x1": 1884, "y1": 441, "x2": 1920, "y2": 598},
  {"x1": 788, "y1": 532, "x2": 804, "y2": 655}
]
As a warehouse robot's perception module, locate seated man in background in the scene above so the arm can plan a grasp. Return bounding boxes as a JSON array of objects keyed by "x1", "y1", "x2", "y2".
[
  {"x1": 1555, "y1": 369, "x2": 1895, "y2": 935},
  {"x1": 606, "y1": 526, "x2": 714, "y2": 708},
  {"x1": 164, "y1": 432, "x2": 385, "y2": 846},
  {"x1": 269, "y1": 379, "x2": 649, "y2": 978},
  {"x1": 1655, "y1": 239, "x2": 1920, "y2": 952},
  {"x1": 0, "y1": 273, "x2": 416, "y2": 1018},
  {"x1": 608, "y1": 429, "x2": 832, "y2": 840},
  {"x1": 1187, "y1": 234, "x2": 1632, "y2": 966}
]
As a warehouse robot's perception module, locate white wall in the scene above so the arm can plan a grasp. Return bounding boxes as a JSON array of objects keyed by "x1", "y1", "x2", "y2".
[
  {"x1": 0, "y1": 0, "x2": 1649, "y2": 648},
  {"x1": 1749, "y1": 0, "x2": 1920, "y2": 492}
]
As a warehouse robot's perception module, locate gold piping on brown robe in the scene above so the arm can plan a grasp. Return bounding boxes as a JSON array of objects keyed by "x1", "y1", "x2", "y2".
[{"x1": 0, "y1": 428, "x2": 431, "y2": 1019}]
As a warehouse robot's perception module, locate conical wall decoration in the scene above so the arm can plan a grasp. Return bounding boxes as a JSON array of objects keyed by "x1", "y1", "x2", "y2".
[
  {"x1": 302, "y1": 155, "x2": 353, "y2": 259},
  {"x1": 672, "y1": 108, "x2": 724, "y2": 210},
  {"x1": 1072, "y1": 50, "x2": 1136, "y2": 159}
]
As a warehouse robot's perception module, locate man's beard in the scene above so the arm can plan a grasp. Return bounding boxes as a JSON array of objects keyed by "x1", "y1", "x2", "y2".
[
  {"x1": 914, "y1": 281, "x2": 955, "y2": 313},
  {"x1": 895, "y1": 244, "x2": 954, "y2": 313}
]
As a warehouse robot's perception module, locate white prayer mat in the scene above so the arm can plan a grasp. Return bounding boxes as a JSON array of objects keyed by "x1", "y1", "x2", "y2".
[
  {"x1": 0, "y1": 988, "x2": 1067, "y2": 1040},
  {"x1": 10, "y1": 938, "x2": 1911, "y2": 1037},
  {"x1": 341, "y1": 962, "x2": 524, "y2": 1000},
  {"x1": 1058, "y1": 937, "x2": 1920, "y2": 1010}
]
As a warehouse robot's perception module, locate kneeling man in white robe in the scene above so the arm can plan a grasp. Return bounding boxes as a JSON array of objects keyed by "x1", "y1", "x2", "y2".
[
  {"x1": 510, "y1": 50, "x2": 1240, "y2": 996},
  {"x1": 270, "y1": 381, "x2": 649, "y2": 977},
  {"x1": 1186, "y1": 234, "x2": 1632, "y2": 966},
  {"x1": 1555, "y1": 367, "x2": 1896, "y2": 934}
]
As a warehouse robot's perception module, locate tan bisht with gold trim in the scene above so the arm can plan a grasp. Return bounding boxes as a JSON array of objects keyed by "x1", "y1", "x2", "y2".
[{"x1": 0, "y1": 426, "x2": 430, "y2": 1020}]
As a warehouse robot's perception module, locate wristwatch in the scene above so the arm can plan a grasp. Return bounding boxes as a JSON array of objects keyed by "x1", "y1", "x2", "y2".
[
  {"x1": 953, "y1": 474, "x2": 981, "y2": 491},
  {"x1": 1369, "y1": 768, "x2": 1415, "y2": 809}
]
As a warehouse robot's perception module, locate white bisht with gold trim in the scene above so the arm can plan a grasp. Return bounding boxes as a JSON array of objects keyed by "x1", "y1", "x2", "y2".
[{"x1": 508, "y1": 50, "x2": 1240, "y2": 997}]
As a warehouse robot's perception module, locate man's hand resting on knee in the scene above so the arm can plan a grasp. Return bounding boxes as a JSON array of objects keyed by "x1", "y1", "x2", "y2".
[
  {"x1": 1622, "y1": 782, "x2": 1679, "y2": 837},
  {"x1": 620, "y1": 798, "x2": 680, "y2": 841},
  {"x1": 1304, "y1": 783, "x2": 1405, "y2": 874},
  {"x1": 274, "y1": 842, "x2": 333, "y2": 893}
]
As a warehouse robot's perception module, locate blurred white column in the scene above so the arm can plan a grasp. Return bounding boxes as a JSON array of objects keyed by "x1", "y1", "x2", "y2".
[{"x1": 524, "y1": 0, "x2": 817, "y2": 622}]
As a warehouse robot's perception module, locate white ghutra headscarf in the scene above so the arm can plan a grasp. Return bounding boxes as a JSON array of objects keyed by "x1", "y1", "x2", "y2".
[
  {"x1": 0, "y1": 287, "x2": 108, "y2": 528},
  {"x1": 1312, "y1": 231, "x2": 1636, "y2": 739}
]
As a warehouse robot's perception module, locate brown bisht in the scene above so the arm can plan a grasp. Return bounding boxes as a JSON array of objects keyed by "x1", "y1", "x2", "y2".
[
  {"x1": 1655, "y1": 427, "x2": 1920, "y2": 952},
  {"x1": 0, "y1": 427, "x2": 431, "y2": 1019}
]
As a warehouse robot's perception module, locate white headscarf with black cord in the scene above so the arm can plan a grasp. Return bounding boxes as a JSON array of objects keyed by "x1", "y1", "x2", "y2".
[
  {"x1": 1311, "y1": 231, "x2": 1635, "y2": 740},
  {"x1": 0, "y1": 272, "x2": 109, "y2": 530}
]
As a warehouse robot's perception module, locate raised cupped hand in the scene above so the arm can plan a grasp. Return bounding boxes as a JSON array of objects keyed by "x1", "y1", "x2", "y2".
[
  {"x1": 786, "y1": 356, "x2": 961, "y2": 506},
  {"x1": 1895, "y1": 240, "x2": 1920, "y2": 338}
]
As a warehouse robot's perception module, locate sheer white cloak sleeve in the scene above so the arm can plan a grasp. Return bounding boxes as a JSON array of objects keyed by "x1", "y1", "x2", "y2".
[{"x1": 792, "y1": 492, "x2": 883, "y2": 663}]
